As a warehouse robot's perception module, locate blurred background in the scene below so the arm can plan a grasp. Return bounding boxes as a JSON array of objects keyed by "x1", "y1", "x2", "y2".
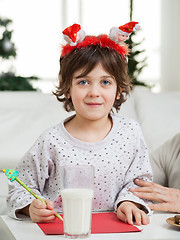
[{"x1": 0, "y1": 0, "x2": 180, "y2": 93}]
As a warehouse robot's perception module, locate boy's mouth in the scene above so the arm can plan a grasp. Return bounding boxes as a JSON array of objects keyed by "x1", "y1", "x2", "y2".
[{"x1": 86, "y1": 102, "x2": 102, "y2": 107}]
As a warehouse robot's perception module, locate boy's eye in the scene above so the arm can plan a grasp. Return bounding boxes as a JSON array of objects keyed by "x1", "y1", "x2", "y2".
[
  {"x1": 102, "y1": 80, "x2": 111, "y2": 86},
  {"x1": 78, "y1": 80, "x2": 88, "y2": 85}
]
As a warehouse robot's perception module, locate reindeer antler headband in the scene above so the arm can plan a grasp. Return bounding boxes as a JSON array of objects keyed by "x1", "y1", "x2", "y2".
[{"x1": 61, "y1": 22, "x2": 140, "y2": 58}]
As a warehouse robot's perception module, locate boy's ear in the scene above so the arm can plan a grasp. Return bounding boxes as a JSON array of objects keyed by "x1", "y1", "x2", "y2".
[
  {"x1": 116, "y1": 92, "x2": 120, "y2": 100},
  {"x1": 65, "y1": 94, "x2": 70, "y2": 99},
  {"x1": 116, "y1": 87, "x2": 123, "y2": 100},
  {"x1": 65, "y1": 90, "x2": 71, "y2": 99}
]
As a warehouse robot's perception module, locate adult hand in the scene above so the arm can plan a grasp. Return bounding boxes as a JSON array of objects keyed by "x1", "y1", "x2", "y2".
[
  {"x1": 117, "y1": 201, "x2": 149, "y2": 226},
  {"x1": 130, "y1": 179, "x2": 180, "y2": 213},
  {"x1": 29, "y1": 199, "x2": 56, "y2": 223}
]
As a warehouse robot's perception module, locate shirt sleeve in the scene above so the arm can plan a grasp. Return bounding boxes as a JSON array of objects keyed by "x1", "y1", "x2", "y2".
[
  {"x1": 150, "y1": 141, "x2": 167, "y2": 187},
  {"x1": 150, "y1": 133, "x2": 180, "y2": 189},
  {"x1": 7, "y1": 133, "x2": 53, "y2": 220},
  {"x1": 114, "y1": 123, "x2": 153, "y2": 214}
]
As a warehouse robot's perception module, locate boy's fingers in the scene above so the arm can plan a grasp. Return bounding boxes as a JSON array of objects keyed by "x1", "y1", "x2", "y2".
[
  {"x1": 32, "y1": 199, "x2": 54, "y2": 210},
  {"x1": 31, "y1": 199, "x2": 46, "y2": 209},
  {"x1": 126, "y1": 215, "x2": 133, "y2": 225},
  {"x1": 45, "y1": 200, "x2": 54, "y2": 210},
  {"x1": 117, "y1": 202, "x2": 150, "y2": 226},
  {"x1": 31, "y1": 199, "x2": 55, "y2": 215},
  {"x1": 141, "y1": 211, "x2": 149, "y2": 225},
  {"x1": 29, "y1": 199, "x2": 56, "y2": 223},
  {"x1": 133, "y1": 210, "x2": 142, "y2": 226},
  {"x1": 117, "y1": 208, "x2": 127, "y2": 223},
  {"x1": 39, "y1": 215, "x2": 55, "y2": 223},
  {"x1": 123, "y1": 208, "x2": 133, "y2": 225},
  {"x1": 131, "y1": 208, "x2": 149, "y2": 226},
  {"x1": 36, "y1": 208, "x2": 55, "y2": 217},
  {"x1": 31, "y1": 213, "x2": 55, "y2": 223}
]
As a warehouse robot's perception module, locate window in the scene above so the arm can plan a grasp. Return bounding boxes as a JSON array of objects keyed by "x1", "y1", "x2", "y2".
[{"x1": 0, "y1": 0, "x2": 161, "y2": 92}]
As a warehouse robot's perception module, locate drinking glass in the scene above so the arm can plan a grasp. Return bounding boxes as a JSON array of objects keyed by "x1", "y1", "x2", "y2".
[{"x1": 60, "y1": 165, "x2": 94, "y2": 239}]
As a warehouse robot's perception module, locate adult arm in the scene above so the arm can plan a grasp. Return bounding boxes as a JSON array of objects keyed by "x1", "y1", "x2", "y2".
[{"x1": 150, "y1": 133, "x2": 180, "y2": 189}]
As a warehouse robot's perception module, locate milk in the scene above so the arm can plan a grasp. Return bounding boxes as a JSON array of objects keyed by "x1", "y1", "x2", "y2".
[{"x1": 61, "y1": 188, "x2": 94, "y2": 237}]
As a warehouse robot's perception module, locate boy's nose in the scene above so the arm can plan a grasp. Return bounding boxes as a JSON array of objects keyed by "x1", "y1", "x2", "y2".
[{"x1": 87, "y1": 85, "x2": 100, "y2": 97}]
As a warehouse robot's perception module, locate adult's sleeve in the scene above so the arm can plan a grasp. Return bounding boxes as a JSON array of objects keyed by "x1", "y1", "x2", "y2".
[{"x1": 150, "y1": 133, "x2": 180, "y2": 189}]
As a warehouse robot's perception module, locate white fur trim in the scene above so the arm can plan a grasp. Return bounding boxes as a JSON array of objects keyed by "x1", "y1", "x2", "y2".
[
  {"x1": 135, "y1": 24, "x2": 140, "y2": 30},
  {"x1": 63, "y1": 28, "x2": 86, "y2": 46},
  {"x1": 63, "y1": 35, "x2": 72, "y2": 45},
  {"x1": 77, "y1": 29, "x2": 86, "y2": 43},
  {"x1": 70, "y1": 41, "x2": 77, "y2": 46}
]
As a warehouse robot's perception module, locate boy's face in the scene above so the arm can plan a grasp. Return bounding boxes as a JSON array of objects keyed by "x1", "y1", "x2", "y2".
[{"x1": 68, "y1": 63, "x2": 119, "y2": 122}]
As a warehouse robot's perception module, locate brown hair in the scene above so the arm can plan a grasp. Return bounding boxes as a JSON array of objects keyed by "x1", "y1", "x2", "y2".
[{"x1": 53, "y1": 44, "x2": 131, "y2": 112}]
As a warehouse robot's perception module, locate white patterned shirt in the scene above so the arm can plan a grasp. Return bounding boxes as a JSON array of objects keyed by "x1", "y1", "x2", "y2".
[{"x1": 7, "y1": 114, "x2": 153, "y2": 219}]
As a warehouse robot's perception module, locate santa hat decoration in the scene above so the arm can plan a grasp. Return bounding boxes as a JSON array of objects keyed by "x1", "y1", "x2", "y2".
[
  {"x1": 61, "y1": 22, "x2": 140, "y2": 58},
  {"x1": 119, "y1": 21, "x2": 140, "y2": 36},
  {"x1": 62, "y1": 23, "x2": 86, "y2": 46},
  {"x1": 61, "y1": 34, "x2": 129, "y2": 58},
  {"x1": 109, "y1": 21, "x2": 140, "y2": 43}
]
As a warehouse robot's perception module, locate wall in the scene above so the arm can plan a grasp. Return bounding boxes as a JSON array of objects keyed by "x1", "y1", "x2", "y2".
[{"x1": 161, "y1": 0, "x2": 180, "y2": 91}]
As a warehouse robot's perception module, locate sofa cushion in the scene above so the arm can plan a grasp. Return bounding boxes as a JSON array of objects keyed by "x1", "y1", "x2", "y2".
[
  {"x1": 0, "y1": 92, "x2": 72, "y2": 169},
  {"x1": 0, "y1": 173, "x2": 8, "y2": 215},
  {"x1": 118, "y1": 92, "x2": 138, "y2": 121},
  {"x1": 133, "y1": 87, "x2": 180, "y2": 152}
]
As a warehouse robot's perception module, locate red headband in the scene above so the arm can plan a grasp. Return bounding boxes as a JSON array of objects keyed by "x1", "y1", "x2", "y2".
[{"x1": 61, "y1": 22, "x2": 140, "y2": 58}]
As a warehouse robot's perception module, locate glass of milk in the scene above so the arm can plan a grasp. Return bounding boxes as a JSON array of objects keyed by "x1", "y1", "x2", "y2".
[{"x1": 60, "y1": 165, "x2": 94, "y2": 238}]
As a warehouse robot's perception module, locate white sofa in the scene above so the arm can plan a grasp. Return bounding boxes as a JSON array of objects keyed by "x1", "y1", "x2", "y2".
[{"x1": 1, "y1": 87, "x2": 180, "y2": 214}]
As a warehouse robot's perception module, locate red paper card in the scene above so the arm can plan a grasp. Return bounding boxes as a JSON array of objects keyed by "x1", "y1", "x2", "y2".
[{"x1": 37, "y1": 212, "x2": 141, "y2": 235}]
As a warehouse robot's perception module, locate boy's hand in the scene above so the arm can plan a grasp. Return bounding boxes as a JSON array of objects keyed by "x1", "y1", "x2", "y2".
[
  {"x1": 29, "y1": 199, "x2": 56, "y2": 223},
  {"x1": 117, "y1": 201, "x2": 149, "y2": 226}
]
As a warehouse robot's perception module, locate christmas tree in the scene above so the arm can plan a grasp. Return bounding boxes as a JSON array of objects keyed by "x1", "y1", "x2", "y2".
[
  {"x1": 125, "y1": 31, "x2": 148, "y2": 87},
  {"x1": 125, "y1": 0, "x2": 150, "y2": 88},
  {"x1": 0, "y1": 17, "x2": 38, "y2": 91}
]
